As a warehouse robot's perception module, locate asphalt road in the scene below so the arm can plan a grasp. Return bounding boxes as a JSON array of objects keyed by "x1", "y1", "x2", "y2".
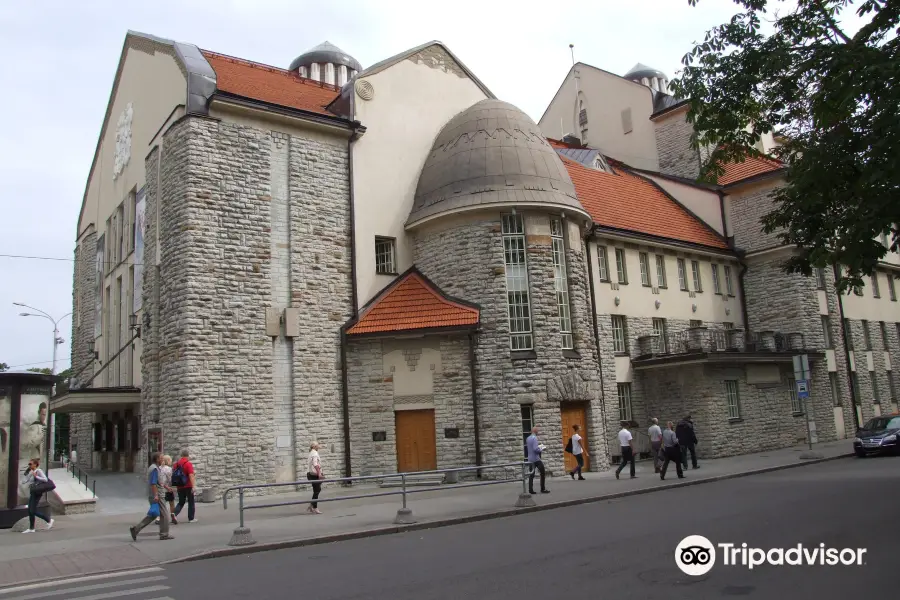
[{"x1": 13, "y1": 457, "x2": 894, "y2": 600}]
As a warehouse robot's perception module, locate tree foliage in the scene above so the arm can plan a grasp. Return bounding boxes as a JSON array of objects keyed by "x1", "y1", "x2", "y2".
[
  {"x1": 27, "y1": 367, "x2": 53, "y2": 375},
  {"x1": 0, "y1": 362, "x2": 7, "y2": 372},
  {"x1": 670, "y1": 0, "x2": 900, "y2": 290}
]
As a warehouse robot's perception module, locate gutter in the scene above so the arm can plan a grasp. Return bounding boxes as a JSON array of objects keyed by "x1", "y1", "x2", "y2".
[
  {"x1": 468, "y1": 331, "x2": 482, "y2": 477},
  {"x1": 737, "y1": 254, "x2": 751, "y2": 335},
  {"x1": 832, "y1": 263, "x2": 861, "y2": 430},
  {"x1": 583, "y1": 226, "x2": 610, "y2": 466}
]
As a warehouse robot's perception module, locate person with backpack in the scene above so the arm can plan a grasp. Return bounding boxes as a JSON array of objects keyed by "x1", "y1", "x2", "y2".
[
  {"x1": 172, "y1": 448, "x2": 197, "y2": 523},
  {"x1": 565, "y1": 424, "x2": 588, "y2": 480}
]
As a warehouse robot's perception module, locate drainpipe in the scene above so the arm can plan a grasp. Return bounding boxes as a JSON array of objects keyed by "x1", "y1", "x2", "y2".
[
  {"x1": 832, "y1": 263, "x2": 861, "y2": 430},
  {"x1": 340, "y1": 330, "x2": 351, "y2": 479},
  {"x1": 468, "y1": 331, "x2": 482, "y2": 477},
  {"x1": 583, "y1": 225, "x2": 610, "y2": 466},
  {"x1": 737, "y1": 258, "x2": 751, "y2": 336}
]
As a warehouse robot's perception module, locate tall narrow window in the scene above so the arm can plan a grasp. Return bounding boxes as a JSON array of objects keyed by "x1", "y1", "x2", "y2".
[
  {"x1": 550, "y1": 218, "x2": 573, "y2": 350},
  {"x1": 888, "y1": 274, "x2": 897, "y2": 301},
  {"x1": 871, "y1": 273, "x2": 881, "y2": 298},
  {"x1": 652, "y1": 317, "x2": 667, "y2": 353},
  {"x1": 520, "y1": 404, "x2": 534, "y2": 458},
  {"x1": 677, "y1": 258, "x2": 688, "y2": 291},
  {"x1": 611, "y1": 315, "x2": 628, "y2": 354},
  {"x1": 871, "y1": 371, "x2": 880, "y2": 404},
  {"x1": 615, "y1": 248, "x2": 628, "y2": 284},
  {"x1": 690, "y1": 319, "x2": 703, "y2": 328},
  {"x1": 374, "y1": 237, "x2": 396, "y2": 274},
  {"x1": 889, "y1": 374, "x2": 897, "y2": 402},
  {"x1": 655, "y1": 254, "x2": 667, "y2": 288},
  {"x1": 116, "y1": 203, "x2": 125, "y2": 265},
  {"x1": 725, "y1": 380, "x2": 741, "y2": 419},
  {"x1": 830, "y1": 372, "x2": 841, "y2": 406},
  {"x1": 711, "y1": 264, "x2": 722, "y2": 294},
  {"x1": 851, "y1": 372, "x2": 861, "y2": 404},
  {"x1": 724, "y1": 265, "x2": 734, "y2": 296},
  {"x1": 639, "y1": 252, "x2": 651, "y2": 286},
  {"x1": 863, "y1": 320, "x2": 872, "y2": 350},
  {"x1": 845, "y1": 319, "x2": 854, "y2": 350},
  {"x1": 597, "y1": 245, "x2": 610, "y2": 281},
  {"x1": 816, "y1": 267, "x2": 827, "y2": 290},
  {"x1": 502, "y1": 214, "x2": 532, "y2": 351},
  {"x1": 822, "y1": 315, "x2": 832, "y2": 348},
  {"x1": 617, "y1": 383, "x2": 633, "y2": 422},
  {"x1": 691, "y1": 260, "x2": 703, "y2": 292},
  {"x1": 723, "y1": 322, "x2": 734, "y2": 330},
  {"x1": 788, "y1": 378, "x2": 802, "y2": 414},
  {"x1": 880, "y1": 321, "x2": 889, "y2": 350}
]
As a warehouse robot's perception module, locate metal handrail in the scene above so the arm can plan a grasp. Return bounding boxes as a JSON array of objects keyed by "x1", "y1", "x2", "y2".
[
  {"x1": 221, "y1": 462, "x2": 533, "y2": 546},
  {"x1": 65, "y1": 462, "x2": 96, "y2": 498}
]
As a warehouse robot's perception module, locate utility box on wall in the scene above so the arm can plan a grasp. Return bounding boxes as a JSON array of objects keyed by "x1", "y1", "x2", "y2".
[
  {"x1": 265, "y1": 308, "x2": 281, "y2": 337},
  {"x1": 284, "y1": 308, "x2": 299, "y2": 338}
]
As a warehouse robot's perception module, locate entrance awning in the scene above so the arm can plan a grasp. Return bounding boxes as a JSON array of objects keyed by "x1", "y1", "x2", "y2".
[{"x1": 50, "y1": 386, "x2": 140, "y2": 414}]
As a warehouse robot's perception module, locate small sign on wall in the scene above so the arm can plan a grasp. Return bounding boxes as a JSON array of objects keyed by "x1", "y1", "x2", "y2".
[
  {"x1": 444, "y1": 428, "x2": 460, "y2": 439},
  {"x1": 372, "y1": 431, "x2": 387, "y2": 442}
]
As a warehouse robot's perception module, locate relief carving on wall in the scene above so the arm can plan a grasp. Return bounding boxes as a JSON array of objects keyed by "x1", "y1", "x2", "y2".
[
  {"x1": 407, "y1": 45, "x2": 466, "y2": 79},
  {"x1": 547, "y1": 371, "x2": 594, "y2": 403},
  {"x1": 113, "y1": 102, "x2": 134, "y2": 181}
]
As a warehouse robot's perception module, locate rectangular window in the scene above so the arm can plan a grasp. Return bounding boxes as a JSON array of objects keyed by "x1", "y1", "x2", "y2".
[
  {"x1": 851, "y1": 372, "x2": 861, "y2": 404},
  {"x1": 677, "y1": 258, "x2": 688, "y2": 291},
  {"x1": 889, "y1": 274, "x2": 897, "y2": 301},
  {"x1": 690, "y1": 319, "x2": 703, "y2": 328},
  {"x1": 871, "y1": 274, "x2": 881, "y2": 298},
  {"x1": 520, "y1": 404, "x2": 534, "y2": 458},
  {"x1": 888, "y1": 374, "x2": 897, "y2": 402},
  {"x1": 617, "y1": 383, "x2": 633, "y2": 422},
  {"x1": 723, "y1": 321, "x2": 734, "y2": 330},
  {"x1": 375, "y1": 237, "x2": 396, "y2": 274},
  {"x1": 652, "y1": 317, "x2": 667, "y2": 353},
  {"x1": 724, "y1": 265, "x2": 734, "y2": 296},
  {"x1": 711, "y1": 264, "x2": 722, "y2": 294},
  {"x1": 655, "y1": 254, "x2": 667, "y2": 288},
  {"x1": 788, "y1": 378, "x2": 802, "y2": 414},
  {"x1": 691, "y1": 260, "x2": 703, "y2": 292},
  {"x1": 615, "y1": 248, "x2": 628, "y2": 284},
  {"x1": 611, "y1": 315, "x2": 628, "y2": 354},
  {"x1": 502, "y1": 214, "x2": 533, "y2": 351},
  {"x1": 863, "y1": 320, "x2": 872, "y2": 350},
  {"x1": 830, "y1": 372, "x2": 841, "y2": 407},
  {"x1": 725, "y1": 380, "x2": 741, "y2": 420},
  {"x1": 822, "y1": 316, "x2": 832, "y2": 348},
  {"x1": 880, "y1": 321, "x2": 889, "y2": 350},
  {"x1": 639, "y1": 252, "x2": 651, "y2": 287},
  {"x1": 116, "y1": 203, "x2": 125, "y2": 265},
  {"x1": 816, "y1": 268, "x2": 827, "y2": 290},
  {"x1": 871, "y1": 371, "x2": 880, "y2": 404},
  {"x1": 105, "y1": 216, "x2": 113, "y2": 273},
  {"x1": 845, "y1": 319, "x2": 854, "y2": 350},
  {"x1": 126, "y1": 189, "x2": 136, "y2": 254},
  {"x1": 597, "y1": 246, "x2": 610, "y2": 282},
  {"x1": 550, "y1": 218, "x2": 573, "y2": 350}
]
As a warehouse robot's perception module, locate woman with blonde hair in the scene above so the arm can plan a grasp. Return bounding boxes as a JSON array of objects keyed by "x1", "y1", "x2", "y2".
[
  {"x1": 307, "y1": 442, "x2": 323, "y2": 514},
  {"x1": 158, "y1": 455, "x2": 177, "y2": 525}
]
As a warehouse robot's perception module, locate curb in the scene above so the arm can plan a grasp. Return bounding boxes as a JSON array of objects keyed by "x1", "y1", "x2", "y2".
[{"x1": 168, "y1": 452, "x2": 852, "y2": 565}]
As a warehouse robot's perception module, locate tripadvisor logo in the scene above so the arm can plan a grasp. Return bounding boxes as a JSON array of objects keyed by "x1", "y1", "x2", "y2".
[{"x1": 675, "y1": 535, "x2": 867, "y2": 576}]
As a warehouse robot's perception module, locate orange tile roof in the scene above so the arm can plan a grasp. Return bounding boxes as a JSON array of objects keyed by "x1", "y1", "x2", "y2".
[
  {"x1": 347, "y1": 270, "x2": 479, "y2": 335},
  {"x1": 201, "y1": 50, "x2": 341, "y2": 117},
  {"x1": 717, "y1": 155, "x2": 783, "y2": 186},
  {"x1": 560, "y1": 156, "x2": 729, "y2": 249}
]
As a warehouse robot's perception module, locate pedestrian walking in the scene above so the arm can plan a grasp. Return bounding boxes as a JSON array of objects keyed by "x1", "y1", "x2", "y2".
[
  {"x1": 615, "y1": 422, "x2": 637, "y2": 479},
  {"x1": 159, "y1": 455, "x2": 177, "y2": 525},
  {"x1": 307, "y1": 442, "x2": 324, "y2": 514},
  {"x1": 566, "y1": 424, "x2": 588, "y2": 480},
  {"x1": 172, "y1": 448, "x2": 197, "y2": 523},
  {"x1": 526, "y1": 426, "x2": 549, "y2": 494},
  {"x1": 21, "y1": 458, "x2": 54, "y2": 533},
  {"x1": 129, "y1": 452, "x2": 174, "y2": 541},
  {"x1": 648, "y1": 418, "x2": 663, "y2": 473},
  {"x1": 676, "y1": 416, "x2": 699, "y2": 470},
  {"x1": 660, "y1": 421, "x2": 684, "y2": 480}
]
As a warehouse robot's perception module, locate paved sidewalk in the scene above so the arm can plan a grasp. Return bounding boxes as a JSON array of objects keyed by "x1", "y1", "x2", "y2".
[{"x1": 0, "y1": 440, "x2": 851, "y2": 587}]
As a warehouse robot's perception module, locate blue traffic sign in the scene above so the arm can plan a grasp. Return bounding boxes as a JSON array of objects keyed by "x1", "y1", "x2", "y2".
[{"x1": 796, "y1": 379, "x2": 810, "y2": 399}]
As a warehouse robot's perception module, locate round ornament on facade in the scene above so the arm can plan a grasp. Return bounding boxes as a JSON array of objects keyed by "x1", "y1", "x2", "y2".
[
  {"x1": 615, "y1": 296, "x2": 621, "y2": 306},
  {"x1": 692, "y1": 303, "x2": 697, "y2": 313},
  {"x1": 355, "y1": 79, "x2": 375, "y2": 101},
  {"x1": 655, "y1": 300, "x2": 661, "y2": 310}
]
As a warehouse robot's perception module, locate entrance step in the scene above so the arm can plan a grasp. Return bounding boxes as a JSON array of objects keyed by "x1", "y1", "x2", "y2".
[
  {"x1": 46, "y1": 468, "x2": 96, "y2": 515},
  {"x1": 378, "y1": 473, "x2": 446, "y2": 488}
]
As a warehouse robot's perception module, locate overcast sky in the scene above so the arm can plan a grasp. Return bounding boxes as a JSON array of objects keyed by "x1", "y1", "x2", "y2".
[{"x1": 0, "y1": 0, "x2": 793, "y2": 372}]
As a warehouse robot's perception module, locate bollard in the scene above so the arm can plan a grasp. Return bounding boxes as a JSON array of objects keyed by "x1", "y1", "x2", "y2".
[
  {"x1": 228, "y1": 488, "x2": 256, "y2": 546},
  {"x1": 393, "y1": 473, "x2": 417, "y2": 524},
  {"x1": 515, "y1": 462, "x2": 536, "y2": 508}
]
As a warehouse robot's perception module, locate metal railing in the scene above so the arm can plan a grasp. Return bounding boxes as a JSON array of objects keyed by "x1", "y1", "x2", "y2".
[
  {"x1": 636, "y1": 328, "x2": 806, "y2": 359},
  {"x1": 608, "y1": 429, "x2": 652, "y2": 464},
  {"x1": 221, "y1": 462, "x2": 534, "y2": 546},
  {"x1": 65, "y1": 462, "x2": 96, "y2": 498}
]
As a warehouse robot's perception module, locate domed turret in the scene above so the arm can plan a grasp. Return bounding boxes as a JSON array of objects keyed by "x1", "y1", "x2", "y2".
[
  {"x1": 625, "y1": 63, "x2": 669, "y2": 94},
  {"x1": 289, "y1": 41, "x2": 361, "y2": 87}
]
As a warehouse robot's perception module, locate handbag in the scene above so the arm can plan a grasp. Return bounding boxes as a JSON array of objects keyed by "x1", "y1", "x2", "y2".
[
  {"x1": 147, "y1": 502, "x2": 161, "y2": 518},
  {"x1": 564, "y1": 437, "x2": 573, "y2": 454},
  {"x1": 31, "y1": 479, "x2": 56, "y2": 495}
]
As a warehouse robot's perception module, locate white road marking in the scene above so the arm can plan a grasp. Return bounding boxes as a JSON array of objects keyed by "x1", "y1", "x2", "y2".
[
  {"x1": 0, "y1": 568, "x2": 164, "y2": 596},
  {"x1": 63, "y1": 584, "x2": 170, "y2": 600},
  {"x1": 13, "y1": 576, "x2": 167, "y2": 600}
]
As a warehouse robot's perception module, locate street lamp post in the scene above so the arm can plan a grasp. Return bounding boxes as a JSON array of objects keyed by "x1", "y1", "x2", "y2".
[{"x1": 14, "y1": 303, "x2": 72, "y2": 463}]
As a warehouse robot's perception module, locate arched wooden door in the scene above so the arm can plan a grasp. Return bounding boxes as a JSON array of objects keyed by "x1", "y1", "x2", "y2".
[{"x1": 560, "y1": 403, "x2": 589, "y2": 473}]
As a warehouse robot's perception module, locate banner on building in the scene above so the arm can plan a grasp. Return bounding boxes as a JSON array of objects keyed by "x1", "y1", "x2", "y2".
[
  {"x1": 94, "y1": 233, "x2": 105, "y2": 339},
  {"x1": 133, "y1": 187, "x2": 146, "y2": 312}
]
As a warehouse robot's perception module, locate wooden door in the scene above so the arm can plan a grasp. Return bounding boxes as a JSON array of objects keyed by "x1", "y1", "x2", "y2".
[
  {"x1": 560, "y1": 404, "x2": 589, "y2": 474},
  {"x1": 395, "y1": 409, "x2": 437, "y2": 473}
]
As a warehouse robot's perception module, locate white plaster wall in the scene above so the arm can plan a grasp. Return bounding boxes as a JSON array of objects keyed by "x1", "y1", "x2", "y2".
[
  {"x1": 352, "y1": 57, "x2": 488, "y2": 309},
  {"x1": 640, "y1": 174, "x2": 724, "y2": 236},
  {"x1": 842, "y1": 270, "x2": 900, "y2": 322}
]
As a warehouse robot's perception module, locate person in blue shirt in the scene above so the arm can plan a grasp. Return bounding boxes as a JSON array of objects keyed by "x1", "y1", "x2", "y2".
[
  {"x1": 525, "y1": 427, "x2": 549, "y2": 494},
  {"x1": 129, "y1": 452, "x2": 174, "y2": 541}
]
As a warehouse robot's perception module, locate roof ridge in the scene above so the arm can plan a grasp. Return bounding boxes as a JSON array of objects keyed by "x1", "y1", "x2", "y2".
[{"x1": 201, "y1": 49, "x2": 342, "y2": 92}]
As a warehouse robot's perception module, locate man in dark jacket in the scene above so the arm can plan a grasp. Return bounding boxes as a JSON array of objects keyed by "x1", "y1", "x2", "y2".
[{"x1": 676, "y1": 416, "x2": 699, "y2": 470}]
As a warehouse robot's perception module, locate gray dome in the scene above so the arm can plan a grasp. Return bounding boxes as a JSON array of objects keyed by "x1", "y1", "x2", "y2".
[
  {"x1": 407, "y1": 99, "x2": 588, "y2": 227},
  {"x1": 289, "y1": 41, "x2": 362, "y2": 73},
  {"x1": 625, "y1": 62, "x2": 667, "y2": 82}
]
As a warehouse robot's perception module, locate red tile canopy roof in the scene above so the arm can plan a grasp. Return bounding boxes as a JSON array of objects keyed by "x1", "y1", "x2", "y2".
[
  {"x1": 347, "y1": 269, "x2": 479, "y2": 335},
  {"x1": 717, "y1": 155, "x2": 783, "y2": 186},
  {"x1": 201, "y1": 50, "x2": 341, "y2": 117}
]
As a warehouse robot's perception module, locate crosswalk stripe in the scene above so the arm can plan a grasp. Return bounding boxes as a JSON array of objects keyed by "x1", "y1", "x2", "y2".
[
  {"x1": 63, "y1": 585, "x2": 170, "y2": 600},
  {"x1": 0, "y1": 568, "x2": 165, "y2": 596},
  {"x1": 12, "y1": 576, "x2": 167, "y2": 600}
]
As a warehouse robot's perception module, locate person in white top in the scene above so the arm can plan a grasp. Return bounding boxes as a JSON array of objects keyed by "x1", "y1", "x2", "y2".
[
  {"x1": 21, "y1": 458, "x2": 54, "y2": 533},
  {"x1": 648, "y1": 418, "x2": 663, "y2": 474},
  {"x1": 615, "y1": 422, "x2": 636, "y2": 480},
  {"x1": 307, "y1": 442, "x2": 324, "y2": 514},
  {"x1": 568, "y1": 424, "x2": 589, "y2": 480},
  {"x1": 158, "y1": 455, "x2": 177, "y2": 525}
]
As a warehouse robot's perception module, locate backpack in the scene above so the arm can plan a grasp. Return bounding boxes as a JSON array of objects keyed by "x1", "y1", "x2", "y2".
[
  {"x1": 171, "y1": 461, "x2": 188, "y2": 487},
  {"x1": 564, "y1": 437, "x2": 574, "y2": 454}
]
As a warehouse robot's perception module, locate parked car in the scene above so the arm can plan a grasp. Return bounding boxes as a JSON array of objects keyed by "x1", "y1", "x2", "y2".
[{"x1": 853, "y1": 414, "x2": 900, "y2": 457}]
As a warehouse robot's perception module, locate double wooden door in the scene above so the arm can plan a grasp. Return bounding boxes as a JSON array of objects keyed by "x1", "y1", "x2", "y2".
[
  {"x1": 560, "y1": 403, "x2": 590, "y2": 473},
  {"x1": 395, "y1": 409, "x2": 437, "y2": 473}
]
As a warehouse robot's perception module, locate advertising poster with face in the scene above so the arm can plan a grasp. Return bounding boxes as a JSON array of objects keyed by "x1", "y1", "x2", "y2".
[
  {"x1": 17, "y1": 387, "x2": 50, "y2": 506},
  {"x1": 0, "y1": 388, "x2": 9, "y2": 504}
]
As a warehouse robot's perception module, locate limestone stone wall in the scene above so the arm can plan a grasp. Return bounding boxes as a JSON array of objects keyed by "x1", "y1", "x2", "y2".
[
  {"x1": 654, "y1": 110, "x2": 700, "y2": 180},
  {"x1": 728, "y1": 183, "x2": 784, "y2": 253},
  {"x1": 69, "y1": 232, "x2": 98, "y2": 467}
]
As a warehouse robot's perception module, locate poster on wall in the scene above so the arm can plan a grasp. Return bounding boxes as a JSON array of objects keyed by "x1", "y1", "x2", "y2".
[
  {"x1": 0, "y1": 387, "x2": 9, "y2": 505},
  {"x1": 94, "y1": 233, "x2": 105, "y2": 339},
  {"x1": 16, "y1": 387, "x2": 50, "y2": 506},
  {"x1": 133, "y1": 187, "x2": 146, "y2": 312}
]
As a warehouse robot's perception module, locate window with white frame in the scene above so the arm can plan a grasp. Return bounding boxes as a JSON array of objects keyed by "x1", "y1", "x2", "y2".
[
  {"x1": 830, "y1": 372, "x2": 841, "y2": 406},
  {"x1": 520, "y1": 404, "x2": 534, "y2": 458},
  {"x1": 375, "y1": 237, "x2": 396, "y2": 274},
  {"x1": 888, "y1": 374, "x2": 897, "y2": 402},
  {"x1": 690, "y1": 319, "x2": 703, "y2": 328},
  {"x1": 871, "y1": 273, "x2": 881, "y2": 298},
  {"x1": 880, "y1": 321, "x2": 889, "y2": 350},
  {"x1": 816, "y1": 268, "x2": 827, "y2": 290},
  {"x1": 615, "y1": 248, "x2": 628, "y2": 284},
  {"x1": 788, "y1": 378, "x2": 802, "y2": 414},
  {"x1": 691, "y1": 260, "x2": 703, "y2": 292},
  {"x1": 725, "y1": 380, "x2": 741, "y2": 419},
  {"x1": 639, "y1": 252, "x2": 651, "y2": 286},
  {"x1": 677, "y1": 258, "x2": 688, "y2": 291},
  {"x1": 822, "y1": 315, "x2": 832, "y2": 348},
  {"x1": 711, "y1": 264, "x2": 722, "y2": 294},
  {"x1": 597, "y1": 245, "x2": 610, "y2": 281},
  {"x1": 652, "y1": 317, "x2": 667, "y2": 353},
  {"x1": 611, "y1": 315, "x2": 627, "y2": 354},
  {"x1": 724, "y1": 265, "x2": 734, "y2": 296},
  {"x1": 871, "y1": 370, "x2": 881, "y2": 404},
  {"x1": 845, "y1": 319, "x2": 854, "y2": 350},
  {"x1": 863, "y1": 320, "x2": 872, "y2": 349},
  {"x1": 502, "y1": 214, "x2": 533, "y2": 351},
  {"x1": 550, "y1": 218, "x2": 573, "y2": 350},
  {"x1": 656, "y1": 254, "x2": 667, "y2": 288},
  {"x1": 723, "y1": 321, "x2": 734, "y2": 330},
  {"x1": 617, "y1": 383, "x2": 633, "y2": 422},
  {"x1": 851, "y1": 372, "x2": 861, "y2": 403},
  {"x1": 889, "y1": 274, "x2": 897, "y2": 301}
]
